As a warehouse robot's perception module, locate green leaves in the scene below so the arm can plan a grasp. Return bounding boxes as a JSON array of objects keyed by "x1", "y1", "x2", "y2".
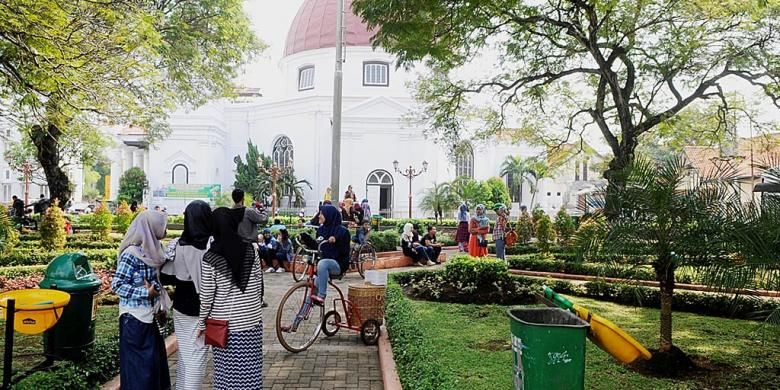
[{"x1": 118, "y1": 167, "x2": 148, "y2": 204}]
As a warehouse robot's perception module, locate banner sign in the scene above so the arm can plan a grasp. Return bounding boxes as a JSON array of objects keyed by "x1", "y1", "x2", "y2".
[{"x1": 153, "y1": 184, "x2": 221, "y2": 199}]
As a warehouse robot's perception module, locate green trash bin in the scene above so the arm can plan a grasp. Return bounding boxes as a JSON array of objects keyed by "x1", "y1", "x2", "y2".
[
  {"x1": 39, "y1": 253, "x2": 102, "y2": 360},
  {"x1": 371, "y1": 214, "x2": 383, "y2": 231},
  {"x1": 507, "y1": 307, "x2": 589, "y2": 390}
]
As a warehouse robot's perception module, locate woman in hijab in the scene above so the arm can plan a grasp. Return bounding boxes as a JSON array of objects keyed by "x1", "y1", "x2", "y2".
[
  {"x1": 111, "y1": 211, "x2": 170, "y2": 390},
  {"x1": 310, "y1": 205, "x2": 351, "y2": 305},
  {"x1": 360, "y1": 199, "x2": 371, "y2": 223},
  {"x1": 400, "y1": 223, "x2": 433, "y2": 266},
  {"x1": 455, "y1": 202, "x2": 470, "y2": 252},
  {"x1": 468, "y1": 204, "x2": 491, "y2": 258},
  {"x1": 493, "y1": 203, "x2": 509, "y2": 261},
  {"x1": 198, "y1": 207, "x2": 264, "y2": 390},
  {"x1": 160, "y1": 200, "x2": 212, "y2": 390}
]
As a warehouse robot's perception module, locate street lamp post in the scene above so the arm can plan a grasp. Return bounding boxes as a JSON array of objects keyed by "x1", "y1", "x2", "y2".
[
  {"x1": 20, "y1": 161, "x2": 34, "y2": 208},
  {"x1": 259, "y1": 160, "x2": 292, "y2": 218},
  {"x1": 393, "y1": 160, "x2": 428, "y2": 218}
]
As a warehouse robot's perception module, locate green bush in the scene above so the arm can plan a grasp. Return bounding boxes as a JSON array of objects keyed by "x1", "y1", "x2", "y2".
[
  {"x1": 444, "y1": 255, "x2": 508, "y2": 289},
  {"x1": 40, "y1": 200, "x2": 66, "y2": 251},
  {"x1": 0, "y1": 248, "x2": 116, "y2": 267},
  {"x1": 535, "y1": 214, "x2": 556, "y2": 253},
  {"x1": 554, "y1": 207, "x2": 576, "y2": 244},
  {"x1": 508, "y1": 255, "x2": 657, "y2": 280},
  {"x1": 14, "y1": 339, "x2": 119, "y2": 390},
  {"x1": 114, "y1": 200, "x2": 133, "y2": 233},
  {"x1": 0, "y1": 265, "x2": 46, "y2": 279},
  {"x1": 90, "y1": 203, "x2": 113, "y2": 240},
  {"x1": 516, "y1": 209, "x2": 534, "y2": 243},
  {"x1": 489, "y1": 243, "x2": 539, "y2": 256},
  {"x1": 0, "y1": 204, "x2": 18, "y2": 253},
  {"x1": 167, "y1": 214, "x2": 185, "y2": 225},
  {"x1": 383, "y1": 217, "x2": 458, "y2": 229},
  {"x1": 118, "y1": 167, "x2": 147, "y2": 204},
  {"x1": 384, "y1": 281, "x2": 457, "y2": 390},
  {"x1": 368, "y1": 230, "x2": 400, "y2": 252}
]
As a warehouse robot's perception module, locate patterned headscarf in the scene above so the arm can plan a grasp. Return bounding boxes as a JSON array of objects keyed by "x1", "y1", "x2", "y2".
[
  {"x1": 474, "y1": 204, "x2": 490, "y2": 227},
  {"x1": 458, "y1": 202, "x2": 470, "y2": 222},
  {"x1": 118, "y1": 211, "x2": 168, "y2": 268}
]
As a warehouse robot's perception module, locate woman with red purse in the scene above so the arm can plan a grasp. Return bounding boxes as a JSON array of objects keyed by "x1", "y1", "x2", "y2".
[{"x1": 197, "y1": 207, "x2": 264, "y2": 390}]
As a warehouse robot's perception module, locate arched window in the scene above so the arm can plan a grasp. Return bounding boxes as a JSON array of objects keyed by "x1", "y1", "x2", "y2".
[
  {"x1": 172, "y1": 164, "x2": 189, "y2": 184},
  {"x1": 455, "y1": 144, "x2": 474, "y2": 179},
  {"x1": 366, "y1": 169, "x2": 394, "y2": 217},
  {"x1": 272, "y1": 136, "x2": 294, "y2": 169}
]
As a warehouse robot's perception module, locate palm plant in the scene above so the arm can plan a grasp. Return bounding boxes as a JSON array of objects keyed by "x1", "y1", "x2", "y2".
[
  {"x1": 525, "y1": 157, "x2": 550, "y2": 209},
  {"x1": 603, "y1": 156, "x2": 741, "y2": 358},
  {"x1": 419, "y1": 182, "x2": 456, "y2": 223},
  {"x1": 500, "y1": 155, "x2": 529, "y2": 204}
]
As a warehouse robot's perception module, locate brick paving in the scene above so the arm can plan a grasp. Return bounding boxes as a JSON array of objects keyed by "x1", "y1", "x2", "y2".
[{"x1": 168, "y1": 270, "x2": 385, "y2": 389}]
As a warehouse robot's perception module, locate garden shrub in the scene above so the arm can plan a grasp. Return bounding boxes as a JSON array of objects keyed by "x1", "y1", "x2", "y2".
[
  {"x1": 368, "y1": 230, "x2": 400, "y2": 252},
  {"x1": 14, "y1": 339, "x2": 119, "y2": 390},
  {"x1": 516, "y1": 209, "x2": 534, "y2": 243},
  {"x1": 508, "y1": 255, "x2": 657, "y2": 281},
  {"x1": 90, "y1": 203, "x2": 113, "y2": 240},
  {"x1": 0, "y1": 204, "x2": 18, "y2": 253},
  {"x1": 114, "y1": 200, "x2": 133, "y2": 233},
  {"x1": 489, "y1": 243, "x2": 539, "y2": 256},
  {"x1": 571, "y1": 213, "x2": 608, "y2": 261},
  {"x1": 535, "y1": 214, "x2": 556, "y2": 253},
  {"x1": 531, "y1": 206, "x2": 545, "y2": 228},
  {"x1": 444, "y1": 255, "x2": 508, "y2": 288},
  {"x1": 0, "y1": 248, "x2": 116, "y2": 267},
  {"x1": 554, "y1": 207, "x2": 576, "y2": 245},
  {"x1": 118, "y1": 167, "x2": 147, "y2": 204},
  {"x1": 384, "y1": 281, "x2": 458, "y2": 390},
  {"x1": 39, "y1": 199, "x2": 66, "y2": 251}
]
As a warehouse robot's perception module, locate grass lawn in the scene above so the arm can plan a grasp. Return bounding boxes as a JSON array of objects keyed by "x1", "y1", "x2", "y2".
[
  {"x1": 408, "y1": 296, "x2": 780, "y2": 390},
  {"x1": 0, "y1": 305, "x2": 118, "y2": 375}
]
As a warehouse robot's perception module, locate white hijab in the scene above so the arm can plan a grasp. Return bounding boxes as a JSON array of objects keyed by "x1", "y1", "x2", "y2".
[{"x1": 401, "y1": 223, "x2": 414, "y2": 242}]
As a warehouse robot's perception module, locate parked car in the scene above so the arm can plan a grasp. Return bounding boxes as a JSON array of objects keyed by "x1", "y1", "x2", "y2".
[{"x1": 68, "y1": 202, "x2": 93, "y2": 214}]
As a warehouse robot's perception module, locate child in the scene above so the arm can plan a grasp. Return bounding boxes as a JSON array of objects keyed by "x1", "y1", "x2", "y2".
[
  {"x1": 455, "y1": 203, "x2": 469, "y2": 252},
  {"x1": 274, "y1": 229, "x2": 294, "y2": 273},
  {"x1": 354, "y1": 221, "x2": 371, "y2": 245}
]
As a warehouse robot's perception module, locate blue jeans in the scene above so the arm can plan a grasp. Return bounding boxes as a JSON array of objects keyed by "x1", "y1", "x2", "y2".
[
  {"x1": 316, "y1": 258, "x2": 341, "y2": 298},
  {"x1": 495, "y1": 238, "x2": 506, "y2": 260}
]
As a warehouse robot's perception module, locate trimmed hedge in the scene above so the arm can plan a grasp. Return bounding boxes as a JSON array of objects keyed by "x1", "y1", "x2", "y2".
[
  {"x1": 488, "y1": 243, "x2": 540, "y2": 256},
  {"x1": 385, "y1": 281, "x2": 457, "y2": 390},
  {"x1": 367, "y1": 230, "x2": 400, "y2": 252},
  {"x1": 508, "y1": 255, "x2": 657, "y2": 280},
  {"x1": 13, "y1": 339, "x2": 119, "y2": 390},
  {"x1": 394, "y1": 267, "x2": 780, "y2": 320},
  {"x1": 0, "y1": 249, "x2": 115, "y2": 267}
]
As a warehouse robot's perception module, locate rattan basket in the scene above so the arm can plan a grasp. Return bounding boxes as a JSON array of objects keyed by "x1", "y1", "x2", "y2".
[{"x1": 347, "y1": 283, "x2": 386, "y2": 327}]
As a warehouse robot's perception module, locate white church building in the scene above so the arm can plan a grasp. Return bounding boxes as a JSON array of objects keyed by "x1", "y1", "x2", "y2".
[{"x1": 101, "y1": 0, "x2": 605, "y2": 217}]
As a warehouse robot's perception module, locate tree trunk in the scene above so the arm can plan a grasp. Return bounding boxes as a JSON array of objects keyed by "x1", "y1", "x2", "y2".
[
  {"x1": 656, "y1": 259, "x2": 675, "y2": 353},
  {"x1": 31, "y1": 124, "x2": 71, "y2": 209},
  {"x1": 603, "y1": 136, "x2": 639, "y2": 219}
]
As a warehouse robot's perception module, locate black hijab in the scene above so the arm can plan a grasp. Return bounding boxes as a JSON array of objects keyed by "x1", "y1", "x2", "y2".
[
  {"x1": 208, "y1": 207, "x2": 252, "y2": 292},
  {"x1": 179, "y1": 200, "x2": 212, "y2": 250}
]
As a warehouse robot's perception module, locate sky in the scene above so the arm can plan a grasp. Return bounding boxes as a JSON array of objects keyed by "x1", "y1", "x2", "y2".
[{"x1": 238, "y1": 0, "x2": 307, "y2": 96}]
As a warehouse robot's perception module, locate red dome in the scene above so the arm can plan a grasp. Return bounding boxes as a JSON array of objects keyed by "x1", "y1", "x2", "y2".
[{"x1": 284, "y1": 0, "x2": 375, "y2": 57}]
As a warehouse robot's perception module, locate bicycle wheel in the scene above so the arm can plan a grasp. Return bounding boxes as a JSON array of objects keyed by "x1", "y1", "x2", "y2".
[
  {"x1": 357, "y1": 244, "x2": 377, "y2": 278},
  {"x1": 322, "y1": 310, "x2": 341, "y2": 337},
  {"x1": 291, "y1": 246, "x2": 311, "y2": 282},
  {"x1": 276, "y1": 281, "x2": 324, "y2": 353}
]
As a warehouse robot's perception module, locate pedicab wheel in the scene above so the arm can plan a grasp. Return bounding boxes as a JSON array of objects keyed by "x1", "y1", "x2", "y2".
[
  {"x1": 357, "y1": 244, "x2": 377, "y2": 279},
  {"x1": 322, "y1": 310, "x2": 341, "y2": 337},
  {"x1": 360, "y1": 319, "x2": 381, "y2": 345},
  {"x1": 275, "y1": 281, "x2": 324, "y2": 353},
  {"x1": 291, "y1": 246, "x2": 310, "y2": 282}
]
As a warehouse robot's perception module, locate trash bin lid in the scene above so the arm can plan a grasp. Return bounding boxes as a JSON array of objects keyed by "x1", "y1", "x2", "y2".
[
  {"x1": 507, "y1": 307, "x2": 589, "y2": 328},
  {"x1": 39, "y1": 253, "x2": 102, "y2": 291},
  {"x1": 371, "y1": 214, "x2": 384, "y2": 220}
]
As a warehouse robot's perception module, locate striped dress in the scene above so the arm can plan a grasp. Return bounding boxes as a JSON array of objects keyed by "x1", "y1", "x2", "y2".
[{"x1": 198, "y1": 245, "x2": 264, "y2": 390}]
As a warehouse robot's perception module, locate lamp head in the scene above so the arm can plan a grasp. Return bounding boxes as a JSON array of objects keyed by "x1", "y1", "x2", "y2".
[
  {"x1": 393, "y1": 160, "x2": 399, "y2": 172},
  {"x1": 422, "y1": 160, "x2": 429, "y2": 172}
]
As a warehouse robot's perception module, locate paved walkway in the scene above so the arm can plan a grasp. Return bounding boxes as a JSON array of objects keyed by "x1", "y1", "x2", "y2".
[{"x1": 168, "y1": 270, "x2": 385, "y2": 390}]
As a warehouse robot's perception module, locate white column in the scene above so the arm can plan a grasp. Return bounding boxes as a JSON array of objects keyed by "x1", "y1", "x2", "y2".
[{"x1": 133, "y1": 149, "x2": 144, "y2": 171}]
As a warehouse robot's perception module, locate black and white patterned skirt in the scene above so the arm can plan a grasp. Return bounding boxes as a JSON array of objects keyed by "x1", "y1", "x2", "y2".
[{"x1": 213, "y1": 323, "x2": 263, "y2": 390}]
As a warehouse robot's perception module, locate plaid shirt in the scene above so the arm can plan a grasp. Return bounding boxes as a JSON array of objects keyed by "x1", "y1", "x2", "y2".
[
  {"x1": 493, "y1": 214, "x2": 507, "y2": 240},
  {"x1": 111, "y1": 250, "x2": 161, "y2": 309}
]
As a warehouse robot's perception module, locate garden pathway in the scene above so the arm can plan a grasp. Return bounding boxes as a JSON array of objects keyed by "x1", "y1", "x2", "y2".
[{"x1": 168, "y1": 270, "x2": 388, "y2": 390}]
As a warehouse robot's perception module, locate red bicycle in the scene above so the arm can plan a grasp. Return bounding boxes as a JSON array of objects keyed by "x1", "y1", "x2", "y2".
[{"x1": 275, "y1": 239, "x2": 381, "y2": 353}]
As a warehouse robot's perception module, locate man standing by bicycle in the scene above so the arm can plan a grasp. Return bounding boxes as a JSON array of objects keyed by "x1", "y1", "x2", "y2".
[{"x1": 232, "y1": 189, "x2": 269, "y2": 307}]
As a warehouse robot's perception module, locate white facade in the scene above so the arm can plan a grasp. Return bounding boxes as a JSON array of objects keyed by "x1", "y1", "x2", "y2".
[{"x1": 104, "y1": 4, "x2": 603, "y2": 217}]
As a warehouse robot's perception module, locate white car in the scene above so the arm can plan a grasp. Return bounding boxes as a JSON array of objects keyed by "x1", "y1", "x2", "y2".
[{"x1": 68, "y1": 202, "x2": 93, "y2": 214}]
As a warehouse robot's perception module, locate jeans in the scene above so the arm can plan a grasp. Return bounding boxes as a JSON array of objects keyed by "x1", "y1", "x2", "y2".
[
  {"x1": 316, "y1": 258, "x2": 341, "y2": 298},
  {"x1": 495, "y1": 238, "x2": 506, "y2": 260},
  {"x1": 426, "y1": 246, "x2": 442, "y2": 262}
]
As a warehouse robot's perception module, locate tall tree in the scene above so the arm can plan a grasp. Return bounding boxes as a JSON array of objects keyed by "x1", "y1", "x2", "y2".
[
  {"x1": 0, "y1": 0, "x2": 263, "y2": 207},
  {"x1": 234, "y1": 141, "x2": 272, "y2": 202},
  {"x1": 353, "y1": 0, "x2": 780, "y2": 216}
]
